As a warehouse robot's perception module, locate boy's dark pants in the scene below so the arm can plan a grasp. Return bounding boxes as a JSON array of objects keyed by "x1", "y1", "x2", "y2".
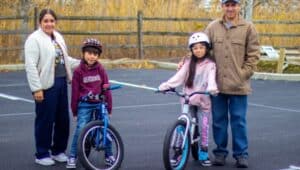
[{"x1": 34, "y1": 77, "x2": 70, "y2": 159}]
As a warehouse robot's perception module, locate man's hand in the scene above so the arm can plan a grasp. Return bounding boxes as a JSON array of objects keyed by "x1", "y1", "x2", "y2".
[
  {"x1": 177, "y1": 54, "x2": 190, "y2": 71},
  {"x1": 209, "y1": 90, "x2": 219, "y2": 96}
]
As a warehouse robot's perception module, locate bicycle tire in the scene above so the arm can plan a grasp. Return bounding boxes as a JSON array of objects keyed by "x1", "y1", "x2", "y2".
[
  {"x1": 191, "y1": 125, "x2": 199, "y2": 161},
  {"x1": 78, "y1": 120, "x2": 124, "y2": 170},
  {"x1": 163, "y1": 119, "x2": 190, "y2": 170}
]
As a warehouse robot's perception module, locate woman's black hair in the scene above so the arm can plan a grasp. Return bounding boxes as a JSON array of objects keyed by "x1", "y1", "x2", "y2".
[
  {"x1": 185, "y1": 42, "x2": 210, "y2": 88},
  {"x1": 39, "y1": 8, "x2": 57, "y2": 23}
]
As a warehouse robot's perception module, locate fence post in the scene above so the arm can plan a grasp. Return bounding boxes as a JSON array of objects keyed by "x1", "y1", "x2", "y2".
[
  {"x1": 137, "y1": 10, "x2": 143, "y2": 59},
  {"x1": 19, "y1": 0, "x2": 30, "y2": 61},
  {"x1": 34, "y1": 7, "x2": 39, "y2": 30},
  {"x1": 276, "y1": 48, "x2": 286, "y2": 73}
]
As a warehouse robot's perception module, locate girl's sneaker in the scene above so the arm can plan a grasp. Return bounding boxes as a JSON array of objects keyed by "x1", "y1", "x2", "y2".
[
  {"x1": 66, "y1": 157, "x2": 76, "y2": 169},
  {"x1": 198, "y1": 150, "x2": 212, "y2": 166}
]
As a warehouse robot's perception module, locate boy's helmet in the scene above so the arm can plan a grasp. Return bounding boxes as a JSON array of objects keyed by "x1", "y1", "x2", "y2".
[
  {"x1": 82, "y1": 38, "x2": 102, "y2": 53},
  {"x1": 188, "y1": 32, "x2": 210, "y2": 48},
  {"x1": 221, "y1": 0, "x2": 240, "y2": 4}
]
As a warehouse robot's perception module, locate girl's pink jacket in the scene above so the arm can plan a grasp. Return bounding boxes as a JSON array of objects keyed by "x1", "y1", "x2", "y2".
[{"x1": 159, "y1": 58, "x2": 218, "y2": 113}]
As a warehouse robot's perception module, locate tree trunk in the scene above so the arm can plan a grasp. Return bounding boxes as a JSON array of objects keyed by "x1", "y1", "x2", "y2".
[{"x1": 244, "y1": 0, "x2": 254, "y2": 21}]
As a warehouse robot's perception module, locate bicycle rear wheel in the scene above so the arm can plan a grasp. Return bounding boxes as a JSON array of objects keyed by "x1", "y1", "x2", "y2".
[
  {"x1": 163, "y1": 119, "x2": 190, "y2": 170},
  {"x1": 78, "y1": 120, "x2": 124, "y2": 170}
]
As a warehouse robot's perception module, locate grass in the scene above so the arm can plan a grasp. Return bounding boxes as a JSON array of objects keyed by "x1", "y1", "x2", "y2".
[{"x1": 0, "y1": 0, "x2": 299, "y2": 67}]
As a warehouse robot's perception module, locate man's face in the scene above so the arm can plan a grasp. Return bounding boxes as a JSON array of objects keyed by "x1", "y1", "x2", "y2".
[{"x1": 222, "y1": 1, "x2": 241, "y2": 21}]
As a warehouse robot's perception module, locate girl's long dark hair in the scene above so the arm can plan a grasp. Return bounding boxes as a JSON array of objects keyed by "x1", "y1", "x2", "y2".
[{"x1": 185, "y1": 42, "x2": 210, "y2": 88}]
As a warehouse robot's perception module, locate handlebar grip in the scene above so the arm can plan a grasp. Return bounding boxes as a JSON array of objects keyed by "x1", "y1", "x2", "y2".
[{"x1": 109, "y1": 84, "x2": 122, "y2": 90}]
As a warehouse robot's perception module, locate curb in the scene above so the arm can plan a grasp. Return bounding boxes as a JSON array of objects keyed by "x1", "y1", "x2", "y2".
[{"x1": 1, "y1": 60, "x2": 300, "y2": 81}]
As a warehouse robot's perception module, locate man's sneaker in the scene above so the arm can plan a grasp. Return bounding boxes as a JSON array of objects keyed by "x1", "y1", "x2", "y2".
[
  {"x1": 200, "y1": 159, "x2": 212, "y2": 166},
  {"x1": 35, "y1": 157, "x2": 55, "y2": 166},
  {"x1": 236, "y1": 157, "x2": 248, "y2": 168},
  {"x1": 51, "y1": 153, "x2": 68, "y2": 162},
  {"x1": 105, "y1": 156, "x2": 116, "y2": 166},
  {"x1": 66, "y1": 157, "x2": 76, "y2": 169},
  {"x1": 170, "y1": 150, "x2": 182, "y2": 167},
  {"x1": 213, "y1": 155, "x2": 226, "y2": 166}
]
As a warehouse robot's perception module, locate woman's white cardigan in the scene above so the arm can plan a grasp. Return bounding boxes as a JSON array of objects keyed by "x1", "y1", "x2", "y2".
[{"x1": 25, "y1": 28, "x2": 79, "y2": 92}]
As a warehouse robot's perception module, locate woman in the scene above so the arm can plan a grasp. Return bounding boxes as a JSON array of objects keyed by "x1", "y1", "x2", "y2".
[{"x1": 24, "y1": 8, "x2": 79, "y2": 166}]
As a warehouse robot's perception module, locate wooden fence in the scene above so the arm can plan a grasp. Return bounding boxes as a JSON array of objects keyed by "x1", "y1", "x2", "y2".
[{"x1": 0, "y1": 8, "x2": 299, "y2": 62}]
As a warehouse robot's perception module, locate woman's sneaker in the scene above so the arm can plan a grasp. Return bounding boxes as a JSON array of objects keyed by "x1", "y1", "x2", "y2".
[
  {"x1": 66, "y1": 157, "x2": 76, "y2": 169},
  {"x1": 105, "y1": 155, "x2": 116, "y2": 166},
  {"x1": 35, "y1": 157, "x2": 55, "y2": 166},
  {"x1": 51, "y1": 153, "x2": 68, "y2": 162}
]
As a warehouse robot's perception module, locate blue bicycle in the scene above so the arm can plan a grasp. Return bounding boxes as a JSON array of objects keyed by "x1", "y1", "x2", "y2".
[
  {"x1": 77, "y1": 84, "x2": 124, "y2": 170},
  {"x1": 157, "y1": 88, "x2": 210, "y2": 170}
]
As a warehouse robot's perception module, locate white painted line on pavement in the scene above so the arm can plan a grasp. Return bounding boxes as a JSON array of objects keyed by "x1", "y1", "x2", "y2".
[
  {"x1": 0, "y1": 83, "x2": 27, "y2": 87},
  {"x1": 0, "y1": 93, "x2": 34, "y2": 103},
  {"x1": 110, "y1": 80, "x2": 300, "y2": 113},
  {"x1": 249, "y1": 103, "x2": 300, "y2": 113},
  {"x1": 0, "y1": 112, "x2": 34, "y2": 117},
  {"x1": 1, "y1": 80, "x2": 299, "y2": 118},
  {"x1": 0, "y1": 103, "x2": 179, "y2": 118},
  {"x1": 280, "y1": 165, "x2": 300, "y2": 170},
  {"x1": 109, "y1": 80, "x2": 158, "y2": 91},
  {"x1": 114, "y1": 102, "x2": 179, "y2": 109}
]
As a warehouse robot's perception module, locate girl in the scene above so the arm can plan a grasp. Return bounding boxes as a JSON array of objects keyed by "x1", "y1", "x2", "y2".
[
  {"x1": 24, "y1": 8, "x2": 79, "y2": 166},
  {"x1": 158, "y1": 32, "x2": 218, "y2": 166}
]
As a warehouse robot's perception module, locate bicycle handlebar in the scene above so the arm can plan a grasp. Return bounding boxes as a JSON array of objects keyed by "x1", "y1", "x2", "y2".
[{"x1": 156, "y1": 88, "x2": 210, "y2": 98}]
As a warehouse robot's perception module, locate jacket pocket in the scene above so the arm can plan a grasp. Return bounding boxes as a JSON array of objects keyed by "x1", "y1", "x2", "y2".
[{"x1": 231, "y1": 39, "x2": 246, "y2": 66}]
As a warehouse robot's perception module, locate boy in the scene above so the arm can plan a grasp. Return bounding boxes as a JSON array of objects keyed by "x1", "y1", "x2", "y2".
[{"x1": 66, "y1": 38, "x2": 114, "y2": 168}]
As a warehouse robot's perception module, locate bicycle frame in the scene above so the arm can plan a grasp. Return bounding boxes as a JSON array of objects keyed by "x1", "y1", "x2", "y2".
[
  {"x1": 90, "y1": 84, "x2": 122, "y2": 149},
  {"x1": 159, "y1": 88, "x2": 210, "y2": 150}
]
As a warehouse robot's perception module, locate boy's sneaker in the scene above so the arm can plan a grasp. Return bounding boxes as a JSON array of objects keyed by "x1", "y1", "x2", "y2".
[
  {"x1": 35, "y1": 157, "x2": 55, "y2": 166},
  {"x1": 236, "y1": 157, "x2": 248, "y2": 168},
  {"x1": 51, "y1": 153, "x2": 68, "y2": 162},
  {"x1": 105, "y1": 155, "x2": 116, "y2": 166},
  {"x1": 200, "y1": 159, "x2": 212, "y2": 167},
  {"x1": 170, "y1": 149, "x2": 182, "y2": 167},
  {"x1": 66, "y1": 157, "x2": 76, "y2": 169}
]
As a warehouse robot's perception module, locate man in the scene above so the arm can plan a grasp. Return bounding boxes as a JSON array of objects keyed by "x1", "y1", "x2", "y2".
[{"x1": 204, "y1": 0, "x2": 260, "y2": 168}]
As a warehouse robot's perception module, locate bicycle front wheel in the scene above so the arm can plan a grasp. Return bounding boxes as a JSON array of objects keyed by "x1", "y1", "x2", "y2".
[
  {"x1": 77, "y1": 120, "x2": 124, "y2": 170},
  {"x1": 163, "y1": 119, "x2": 190, "y2": 170}
]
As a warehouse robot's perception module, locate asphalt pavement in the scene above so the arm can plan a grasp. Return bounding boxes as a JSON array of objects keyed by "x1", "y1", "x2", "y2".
[{"x1": 0, "y1": 69, "x2": 300, "y2": 170}]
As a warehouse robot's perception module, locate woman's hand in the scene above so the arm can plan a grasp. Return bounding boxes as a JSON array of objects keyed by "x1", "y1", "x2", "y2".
[{"x1": 33, "y1": 90, "x2": 44, "y2": 102}]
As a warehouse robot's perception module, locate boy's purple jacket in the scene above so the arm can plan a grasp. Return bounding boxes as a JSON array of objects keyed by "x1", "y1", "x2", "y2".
[{"x1": 71, "y1": 60, "x2": 112, "y2": 116}]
